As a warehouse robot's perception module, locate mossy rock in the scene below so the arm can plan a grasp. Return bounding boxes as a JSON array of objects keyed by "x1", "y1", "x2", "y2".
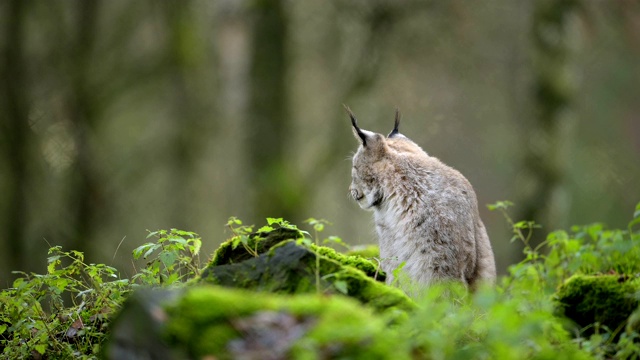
[
  {"x1": 167, "y1": 286, "x2": 411, "y2": 359},
  {"x1": 106, "y1": 286, "x2": 411, "y2": 360},
  {"x1": 104, "y1": 289, "x2": 188, "y2": 360},
  {"x1": 554, "y1": 274, "x2": 640, "y2": 332},
  {"x1": 209, "y1": 227, "x2": 304, "y2": 266},
  {"x1": 209, "y1": 227, "x2": 384, "y2": 280},
  {"x1": 200, "y1": 239, "x2": 412, "y2": 313}
]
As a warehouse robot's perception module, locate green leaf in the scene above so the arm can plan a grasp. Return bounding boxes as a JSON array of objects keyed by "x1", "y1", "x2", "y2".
[
  {"x1": 513, "y1": 221, "x2": 527, "y2": 229},
  {"x1": 159, "y1": 251, "x2": 177, "y2": 269},
  {"x1": 47, "y1": 245, "x2": 62, "y2": 254},
  {"x1": 34, "y1": 344, "x2": 46, "y2": 355},
  {"x1": 170, "y1": 237, "x2": 188, "y2": 246},
  {"x1": 192, "y1": 238, "x2": 202, "y2": 255},
  {"x1": 133, "y1": 243, "x2": 155, "y2": 259},
  {"x1": 487, "y1": 200, "x2": 513, "y2": 211},
  {"x1": 587, "y1": 223, "x2": 603, "y2": 240},
  {"x1": 53, "y1": 278, "x2": 69, "y2": 293},
  {"x1": 297, "y1": 238, "x2": 312, "y2": 247},
  {"x1": 267, "y1": 217, "x2": 283, "y2": 226},
  {"x1": 257, "y1": 225, "x2": 274, "y2": 233},
  {"x1": 47, "y1": 259, "x2": 60, "y2": 274},
  {"x1": 333, "y1": 280, "x2": 349, "y2": 295},
  {"x1": 165, "y1": 272, "x2": 180, "y2": 285},
  {"x1": 70, "y1": 250, "x2": 84, "y2": 261},
  {"x1": 392, "y1": 261, "x2": 406, "y2": 279},
  {"x1": 143, "y1": 245, "x2": 158, "y2": 259},
  {"x1": 0, "y1": 324, "x2": 7, "y2": 334},
  {"x1": 170, "y1": 242, "x2": 186, "y2": 251}
]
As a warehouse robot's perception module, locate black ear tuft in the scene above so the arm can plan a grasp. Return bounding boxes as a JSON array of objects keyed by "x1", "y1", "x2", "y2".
[
  {"x1": 387, "y1": 108, "x2": 401, "y2": 138},
  {"x1": 344, "y1": 104, "x2": 367, "y2": 146}
]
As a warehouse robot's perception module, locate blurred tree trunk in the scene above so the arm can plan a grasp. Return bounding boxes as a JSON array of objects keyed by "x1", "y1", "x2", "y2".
[
  {"x1": 1, "y1": 0, "x2": 30, "y2": 276},
  {"x1": 68, "y1": 0, "x2": 102, "y2": 256},
  {"x1": 518, "y1": 0, "x2": 580, "y2": 246},
  {"x1": 163, "y1": 1, "x2": 204, "y2": 229},
  {"x1": 246, "y1": 0, "x2": 300, "y2": 222}
]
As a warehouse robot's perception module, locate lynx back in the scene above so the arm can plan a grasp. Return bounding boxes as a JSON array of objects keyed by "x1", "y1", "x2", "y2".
[{"x1": 347, "y1": 107, "x2": 496, "y2": 290}]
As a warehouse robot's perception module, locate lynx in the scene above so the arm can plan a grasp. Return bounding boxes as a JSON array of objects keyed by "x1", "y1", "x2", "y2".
[{"x1": 347, "y1": 107, "x2": 496, "y2": 290}]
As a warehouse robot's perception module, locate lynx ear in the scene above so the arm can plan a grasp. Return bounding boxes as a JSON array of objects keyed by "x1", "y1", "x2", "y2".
[
  {"x1": 387, "y1": 108, "x2": 401, "y2": 138},
  {"x1": 344, "y1": 105, "x2": 368, "y2": 146}
]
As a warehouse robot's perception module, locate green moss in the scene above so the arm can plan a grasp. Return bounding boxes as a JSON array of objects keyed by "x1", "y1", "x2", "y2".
[
  {"x1": 345, "y1": 244, "x2": 380, "y2": 260},
  {"x1": 309, "y1": 243, "x2": 384, "y2": 281},
  {"x1": 554, "y1": 274, "x2": 640, "y2": 332},
  {"x1": 200, "y1": 240, "x2": 414, "y2": 313},
  {"x1": 163, "y1": 285, "x2": 410, "y2": 359}
]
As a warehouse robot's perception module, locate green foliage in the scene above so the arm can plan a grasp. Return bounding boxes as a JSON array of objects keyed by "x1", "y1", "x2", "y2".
[
  {"x1": 226, "y1": 216, "x2": 259, "y2": 257},
  {"x1": 226, "y1": 216, "x2": 305, "y2": 258},
  {"x1": 489, "y1": 200, "x2": 640, "y2": 359},
  {"x1": 404, "y1": 284, "x2": 590, "y2": 360},
  {"x1": 401, "y1": 200, "x2": 637, "y2": 359},
  {"x1": 4, "y1": 201, "x2": 640, "y2": 359},
  {"x1": 0, "y1": 246, "x2": 130, "y2": 359},
  {"x1": 494, "y1": 200, "x2": 640, "y2": 295},
  {"x1": 303, "y1": 218, "x2": 359, "y2": 294},
  {"x1": 132, "y1": 228, "x2": 202, "y2": 286},
  {"x1": 0, "y1": 228, "x2": 201, "y2": 358}
]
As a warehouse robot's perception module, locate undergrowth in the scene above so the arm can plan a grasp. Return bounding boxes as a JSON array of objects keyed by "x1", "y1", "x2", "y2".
[
  {"x1": 0, "y1": 229, "x2": 203, "y2": 359},
  {"x1": 0, "y1": 201, "x2": 639, "y2": 359},
  {"x1": 401, "y1": 200, "x2": 640, "y2": 359}
]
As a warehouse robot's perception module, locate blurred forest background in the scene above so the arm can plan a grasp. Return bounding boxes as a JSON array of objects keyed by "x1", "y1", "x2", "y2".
[{"x1": 1, "y1": 0, "x2": 639, "y2": 285}]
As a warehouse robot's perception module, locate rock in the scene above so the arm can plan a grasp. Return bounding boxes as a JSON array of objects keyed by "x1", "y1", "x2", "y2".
[
  {"x1": 554, "y1": 274, "x2": 640, "y2": 332},
  {"x1": 208, "y1": 227, "x2": 304, "y2": 267},
  {"x1": 162, "y1": 285, "x2": 410, "y2": 359},
  {"x1": 200, "y1": 238, "x2": 413, "y2": 313},
  {"x1": 105, "y1": 286, "x2": 410, "y2": 359},
  {"x1": 103, "y1": 289, "x2": 188, "y2": 360},
  {"x1": 208, "y1": 228, "x2": 384, "y2": 281},
  {"x1": 105, "y1": 228, "x2": 415, "y2": 359}
]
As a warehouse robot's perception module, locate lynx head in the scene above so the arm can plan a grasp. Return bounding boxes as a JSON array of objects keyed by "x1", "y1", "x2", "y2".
[{"x1": 346, "y1": 106, "x2": 404, "y2": 210}]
